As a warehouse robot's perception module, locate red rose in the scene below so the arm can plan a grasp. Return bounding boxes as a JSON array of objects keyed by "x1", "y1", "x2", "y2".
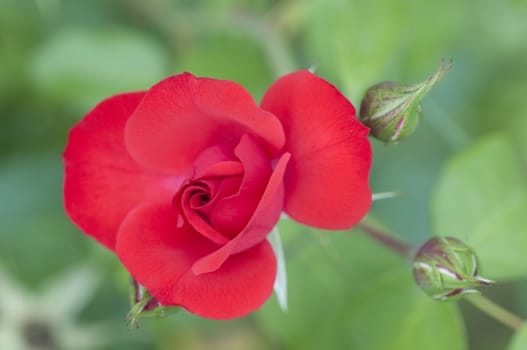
[{"x1": 63, "y1": 71, "x2": 371, "y2": 319}]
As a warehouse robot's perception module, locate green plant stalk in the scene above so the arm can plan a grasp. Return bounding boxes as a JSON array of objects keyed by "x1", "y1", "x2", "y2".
[
  {"x1": 356, "y1": 222, "x2": 411, "y2": 257},
  {"x1": 358, "y1": 221, "x2": 525, "y2": 331},
  {"x1": 464, "y1": 293, "x2": 524, "y2": 331},
  {"x1": 130, "y1": 4, "x2": 297, "y2": 79}
]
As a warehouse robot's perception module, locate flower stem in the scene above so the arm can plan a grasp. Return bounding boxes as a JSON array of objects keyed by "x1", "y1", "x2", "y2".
[
  {"x1": 464, "y1": 293, "x2": 524, "y2": 331},
  {"x1": 356, "y1": 222, "x2": 411, "y2": 257},
  {"x1": 357, "y1": 220, "x2": 525, "y2": 331}
]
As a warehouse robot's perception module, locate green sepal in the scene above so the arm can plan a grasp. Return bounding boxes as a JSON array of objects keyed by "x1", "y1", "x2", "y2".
[{"x1": 126, "y1": 278, "x2": 181, "y2": 328}]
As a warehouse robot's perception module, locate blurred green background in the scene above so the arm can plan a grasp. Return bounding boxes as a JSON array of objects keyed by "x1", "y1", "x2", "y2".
[{"x1": 1, "y1": 0, "x2": 527, "y2": 349}]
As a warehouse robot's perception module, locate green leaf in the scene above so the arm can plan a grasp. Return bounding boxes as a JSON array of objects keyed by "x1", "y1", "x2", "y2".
[
  {"x1": 175, "y1": 35, "x2": 273, "y2": 100},
  {"x1": 256, "y1": 222, "x2": 467, "y2": 350},
  {"x1": 0, "y1": 154, "x2": 90, "y2": 284},
  {"x1": 305, "y1": 0, "x2": 465, "y2": 100},
  {"x1": 30, "y1": 27, "x2": 170, "y2": 110},
  {"x1": 0, "y1": 0, "x2": 39, "y2": 102},
  {"x1": 508, "y1": 325, "x2": 527, "y2": 350},
  {"x1": 431, "y1": 133, "x2": 527, "y2": 280},
  {"x1": 345, "y1": 267, "x2": 466, "y2": 350}
]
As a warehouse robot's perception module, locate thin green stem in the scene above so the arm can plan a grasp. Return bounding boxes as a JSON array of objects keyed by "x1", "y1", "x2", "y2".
[
  {"x1": 464, "y1": 293, "x2": 524, "y2": 331},
  {"x1": 357, "y1": 220, "x2": 525, "y2": 331},
  {"x1": 356, "y1": 222, "x2": 411, "y2": 257}
]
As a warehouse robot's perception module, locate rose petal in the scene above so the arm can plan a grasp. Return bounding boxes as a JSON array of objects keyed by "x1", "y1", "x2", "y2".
[
  {"x1": 191, "y1": 152, "x2": 289, "y2": 275},
  {"x1": 175, "y1": 170, "x2": 243, "y2": 245},
  {"x1": 125, "y1": 73, "x2": 285, "y2": 173},
  {"x1": 63, "y1": 92, "x2": 181, "y2": 250},
  {"x1": 196, "y1": 161, "x2": 244, "y2": 179},
  {"x1": 261, "y1": 70, "x2": 372, "y2": 229},
  {"x1": 191, "y1": 144, "x2": 239, "y2": 178},
  {"x1": 116, "y1": 203, "x2": 276, "y2": 320},
  {"x1": 195, "y1": 176, "x2": 242, "y2": 218},
  {"x1": 179, "y1": 182, "x2": 230, "y2": 245},
  {"x1": 210, "y1": 135, "x2": 273, "y2": 236},
  {"x1": 176, "y1": 240, "x2": 276, "y2": 319},
  {"x1": 231, "y1": 154, "x2": 288, "y2": 254}
]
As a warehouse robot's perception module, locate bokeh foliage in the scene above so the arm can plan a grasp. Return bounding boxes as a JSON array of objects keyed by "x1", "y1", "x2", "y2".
[{"x1": 1, "y1": 0, "x2": 527, "y2": 349}]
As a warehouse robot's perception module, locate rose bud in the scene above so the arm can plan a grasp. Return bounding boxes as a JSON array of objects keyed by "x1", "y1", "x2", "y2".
[
  {"x1": 412, "y1": 236, "x2": 493, "y2": 301},
  {"x1": 359, "y1": 59, "x2": 452, "y2": 143}
]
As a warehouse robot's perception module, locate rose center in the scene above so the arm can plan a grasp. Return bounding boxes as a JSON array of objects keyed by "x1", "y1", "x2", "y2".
[{"x1": 198, "y1": 193, "x2": 210, "y2": 206}]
